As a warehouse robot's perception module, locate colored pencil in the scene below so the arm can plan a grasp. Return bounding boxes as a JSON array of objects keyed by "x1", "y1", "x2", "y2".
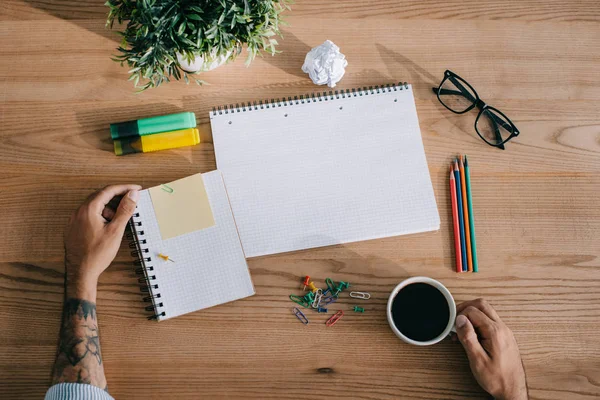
[
  {"x1": 449, "y1": 167, "x2": 462, "y2": 273},
  {"x1": 454, "y1": 161, "x2": 468, "y2": 272},
  {"x1": 464, "y1": 155, "x2": 478, "y2": 272},
  {"x1": 459, "y1": 156, "x2": 473, "y2": 272}
]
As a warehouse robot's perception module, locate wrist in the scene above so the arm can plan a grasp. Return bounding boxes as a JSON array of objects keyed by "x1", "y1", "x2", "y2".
[
  {"x1": 496, "y1": 387, "x2": 528, "y2": 400},
  {"x1": 65, "y1": 265, "x2": 99, "y2": 302}
]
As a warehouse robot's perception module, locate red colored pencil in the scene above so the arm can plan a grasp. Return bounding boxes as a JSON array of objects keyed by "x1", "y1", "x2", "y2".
[{"x1": 450, "y1": 166, "x2": 463, "y2": 273}]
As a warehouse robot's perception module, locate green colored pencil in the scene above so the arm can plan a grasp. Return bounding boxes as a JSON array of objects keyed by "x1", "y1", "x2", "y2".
[{"x1": 464, "y1": 155, "x2": 478, "y2": 272}]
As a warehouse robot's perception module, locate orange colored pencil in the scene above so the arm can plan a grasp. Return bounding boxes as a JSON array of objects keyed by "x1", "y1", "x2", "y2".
[
  {"x1": 459, "y1": 156, "x2": 473, "y2": 272},
  {"x1": 449, "y1": 166, "x2": 462, "y2": 273}
]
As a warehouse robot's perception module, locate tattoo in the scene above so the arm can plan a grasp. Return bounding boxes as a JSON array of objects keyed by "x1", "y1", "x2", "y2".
[{"x1": 52, "y1": 298, "x2": 107, "y2": 390}]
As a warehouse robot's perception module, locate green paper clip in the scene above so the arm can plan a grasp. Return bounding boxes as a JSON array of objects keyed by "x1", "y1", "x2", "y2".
[
  {"x1": 161, "y1": 184, "x2": 174, "y2": 193},
  {"x1": 353, "y1": 306, "x2": 365, "y2": 313},
  {"x1": 325, "y1": 278, "x2": 336, "y2": 294},
  {"x1": 290, "y1": 294, "x2": 309, "y2": 308}
]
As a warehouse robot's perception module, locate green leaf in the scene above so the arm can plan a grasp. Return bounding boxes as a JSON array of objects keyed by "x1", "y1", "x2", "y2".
[{"x1": 105, "y1": 0, "x2": 293, "y2": 91}]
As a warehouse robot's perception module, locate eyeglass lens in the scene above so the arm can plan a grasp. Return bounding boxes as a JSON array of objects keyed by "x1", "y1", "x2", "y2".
[
  {"x1": 438, "y1": 75, "x2": 476, "y2": 113},
  {"x1": 476, "y1": 108, "x2": 515, "y2": 146}
]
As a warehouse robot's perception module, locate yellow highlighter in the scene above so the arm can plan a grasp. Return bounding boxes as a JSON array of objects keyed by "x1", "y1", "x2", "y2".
[{"x1": 114, "y1": 128, "x2": 200, "y2": 156}]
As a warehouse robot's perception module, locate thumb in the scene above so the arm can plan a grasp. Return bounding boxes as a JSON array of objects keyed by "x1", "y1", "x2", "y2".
[
  {"x1": 455, "y1": 314, "x2": 488, "y2": 363},
  {"x1": 110, "y1": 190, "x2": 139, "y2": 232}
]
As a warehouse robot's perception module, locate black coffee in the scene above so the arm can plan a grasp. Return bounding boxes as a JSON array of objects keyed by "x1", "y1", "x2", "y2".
[{"x1": 391, "y1": 282, "x2": 450, "y2": 342}]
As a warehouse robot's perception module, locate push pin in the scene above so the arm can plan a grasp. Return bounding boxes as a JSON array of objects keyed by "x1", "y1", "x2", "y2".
[
  {"x1": 158, "y1": 253, "x2": 175, "y2": 263},
  {"x1": 302, "y1": 275, "x2": 310, "y2": 291},
  {"x1": 353, "y1": 306, "x2": 365, "y2": 313},
  {"x1": 317, "y1": 307, "x2": 328, "y2": 313},
  {"x1": 306, "y1": 281, "x2": 318, "y2": 292}
]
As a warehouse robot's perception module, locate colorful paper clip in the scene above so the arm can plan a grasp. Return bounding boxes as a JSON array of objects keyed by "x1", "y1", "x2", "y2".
[
  {"x1": 349, "y1": 291, "x2": 371, "y2": 300},
  {"x1": 292, "y1": 307, "x2": 309, "y2": 325},
  {"x1": 311, "y1": 289, "x2": 323, "y2": 308},
  {"x1": 161, "y1": 184, "x2": 174, "y2": 193},
  {"x1": 325, "y1": 278, "x2": 336, "y2": 294},
  {"x1": 326, "y1": 310, "x2": 344, "y2": 327},
  {"x1": 353, "y1": 306, "x2": 365, "y2": 313},
  {"x1": 321, "y1": 294, "x2": 337, "y2": 305},
  {"x1": 290, "y1": 294, "x2": 309, "y2": 308}
]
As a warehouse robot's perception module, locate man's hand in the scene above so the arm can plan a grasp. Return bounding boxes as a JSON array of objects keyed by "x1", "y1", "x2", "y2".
[
  {"x1": 455, "y1": 298, "x2": 528, "y2": 400},
  {"x1": 64, "y1": 184, "x2": 141, "y2": 301}
]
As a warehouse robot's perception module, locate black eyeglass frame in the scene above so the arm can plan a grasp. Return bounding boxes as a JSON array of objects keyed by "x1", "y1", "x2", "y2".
[{"x1": 432, "y1": 70, "x2": 520, "y2": 150}]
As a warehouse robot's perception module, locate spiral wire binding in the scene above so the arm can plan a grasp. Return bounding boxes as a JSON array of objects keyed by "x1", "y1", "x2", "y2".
[
  {"x1": 210, "y1": 82, "x2": 410, "y2": 116},
  {"x1": 128, "y1": 209, "x2": 165, "y2": 320}
]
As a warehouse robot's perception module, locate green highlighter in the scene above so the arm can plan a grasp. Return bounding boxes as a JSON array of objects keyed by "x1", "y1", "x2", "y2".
[{"x1": 110, "y1": 112, "x2": 196, "y2": 140}]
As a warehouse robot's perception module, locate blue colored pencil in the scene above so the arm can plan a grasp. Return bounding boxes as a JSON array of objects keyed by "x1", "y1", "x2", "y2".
[{"x1": 454, "y1": 160, "x2": 468, "y2": 272}]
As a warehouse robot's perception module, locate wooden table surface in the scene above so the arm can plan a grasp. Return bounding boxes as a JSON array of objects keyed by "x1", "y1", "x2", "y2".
[{"x1": 1, "y1": 1, "x2": 600, "y2": 399}]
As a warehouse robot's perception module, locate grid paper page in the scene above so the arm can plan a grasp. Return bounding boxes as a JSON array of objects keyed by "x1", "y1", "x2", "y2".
[
  {"x1": 133, "y1": 171, "x2": 254, "y2": 321},
  {"x1": 211, "y1": 85, "x2": 440, "y2": 258}
]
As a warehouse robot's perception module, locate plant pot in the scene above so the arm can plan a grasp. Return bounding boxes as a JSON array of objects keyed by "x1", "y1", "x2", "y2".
[{"x1": 177, "y1": 50, "x2": 233, "y2": 73}]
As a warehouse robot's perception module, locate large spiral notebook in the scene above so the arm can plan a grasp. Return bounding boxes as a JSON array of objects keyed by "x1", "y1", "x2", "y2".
[
  {"x1": 211, "y1": 83, "x2": 440, "y2": 257},
  {"x1": 129, "y1": 171, "x2": 254, "y2": 321}
]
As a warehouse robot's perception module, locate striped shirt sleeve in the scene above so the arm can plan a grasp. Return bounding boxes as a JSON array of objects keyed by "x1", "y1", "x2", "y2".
[{"x1": 44, "y1": 383, "x2": 115, "y2": 400}]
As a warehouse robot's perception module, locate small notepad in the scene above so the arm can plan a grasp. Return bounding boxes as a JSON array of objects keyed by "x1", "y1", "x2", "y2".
[
  {"x1": 131, "y1": 171, "x2": 254, "y2": 321},
  {"x1": 211, "y1": 83, "x2": 440, "y2": 257},
  {"x1": 148, "y1": 173, "x2": 215, "y2": 240}
]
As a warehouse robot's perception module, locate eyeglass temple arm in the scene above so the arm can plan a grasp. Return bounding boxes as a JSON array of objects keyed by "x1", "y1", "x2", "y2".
[{"x1": 432, "y1": 87, "x2": 515, "y2": 133}]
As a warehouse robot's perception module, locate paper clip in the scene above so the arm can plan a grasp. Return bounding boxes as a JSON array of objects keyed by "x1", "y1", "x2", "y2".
[
  {"x1": 325, "y1": 278, "x2": 336, "y2": 294},
  {"x1": 321, "y1": 294, "x2": 337, "y2": 305},
  {"x1": 311, "y1": 289, "x2": 323, "y2": 308},
  {"x1": 350, "y1": 291, "x2": 371, "y2": 300},
  {"x1": 292, "y1": 307, "x2": 309, "y2": 325},
  {"x1": 161, "y1": 184, "x2": 174, "y2": 193},
  {"x1": 326, "y1": 310, "x2": 344, "y2": 327},
  {"x1": 290, "y1": 294, "x2": 309, "y2": 308}
]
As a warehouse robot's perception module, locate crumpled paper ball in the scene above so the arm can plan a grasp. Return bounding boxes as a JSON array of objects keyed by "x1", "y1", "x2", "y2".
[{"x1": 301, "y1": 40, "x2": 348, "y2": 88}]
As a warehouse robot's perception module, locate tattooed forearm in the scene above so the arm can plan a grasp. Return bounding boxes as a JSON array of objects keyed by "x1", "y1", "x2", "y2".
[{"x1": 51, "y1": 298, "x2": 107, "y2": 389}]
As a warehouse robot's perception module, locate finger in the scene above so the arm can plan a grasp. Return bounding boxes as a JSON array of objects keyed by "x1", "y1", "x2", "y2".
[
  {"x1": 88, "y1": 184, "x2": 142, "y2": 213},
  {"x1": 460, "y1": 306, "x2": 497, "y2": 338},
  {"x1": 109, "y1": 190, "x2": 140, "y2": 232},
  {"x1": 102, "y1": 206, "x2": 116, "y2": 222},
  {"x1": 455, "y1": 314, "x2": 489, "y2": 362},
  {"x1": 457, "y1": 298, "x2": 501, "y2": 322}
]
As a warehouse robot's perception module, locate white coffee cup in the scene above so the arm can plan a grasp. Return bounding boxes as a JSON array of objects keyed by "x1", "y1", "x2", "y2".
[{"x1": 386, "y1": 276, "x2": 457, "y2": 346}]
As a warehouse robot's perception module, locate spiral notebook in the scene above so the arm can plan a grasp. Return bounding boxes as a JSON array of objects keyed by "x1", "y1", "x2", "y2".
[
  {"x1": 129, "y1": 171, "x2": 254, "y2": 321},
  {"x1": 211, "y1": 83, "x2": 440, "y2": 257}
]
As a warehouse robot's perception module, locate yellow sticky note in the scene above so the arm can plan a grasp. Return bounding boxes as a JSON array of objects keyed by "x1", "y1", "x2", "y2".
[{"x1": 149, "y1": 173, "x2": 215, "y2": 240}]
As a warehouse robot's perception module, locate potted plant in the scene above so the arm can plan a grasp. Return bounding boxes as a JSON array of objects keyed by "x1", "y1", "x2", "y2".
[{"x1": 106, "y1": 0, "x2": 291, "y2": 91}]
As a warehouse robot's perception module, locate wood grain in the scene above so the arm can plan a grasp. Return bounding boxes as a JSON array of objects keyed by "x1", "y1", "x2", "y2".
[{"x1": 1, "y1": 1, "x2": 599, "y2": 399}]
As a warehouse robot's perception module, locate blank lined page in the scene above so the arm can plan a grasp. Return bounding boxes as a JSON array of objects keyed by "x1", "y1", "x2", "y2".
[
  {"x1": 211, "y1": 85, "x2": 440, "y2": 258},
  {"x1": 133, "y1": 171, "x2": 254, "y2": 321}
]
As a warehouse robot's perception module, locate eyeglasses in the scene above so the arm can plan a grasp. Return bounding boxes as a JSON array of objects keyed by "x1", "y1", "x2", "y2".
[{"x1": 432, "y1": 70, "x2": 520, "y2": 150}]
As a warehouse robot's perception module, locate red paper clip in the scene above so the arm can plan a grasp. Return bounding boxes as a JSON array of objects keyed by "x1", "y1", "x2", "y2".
[{"x1": 326, "y1": 310, "x2": 344, "y2": 327}]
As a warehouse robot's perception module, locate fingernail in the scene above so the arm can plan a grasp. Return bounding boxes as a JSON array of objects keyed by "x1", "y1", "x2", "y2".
[
  {"x1": 128, "y1": 190, "x2": 139, "y2": 202},
  {"x1": 456, "y1": 314, "x2": 468, "y2": 328}
]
